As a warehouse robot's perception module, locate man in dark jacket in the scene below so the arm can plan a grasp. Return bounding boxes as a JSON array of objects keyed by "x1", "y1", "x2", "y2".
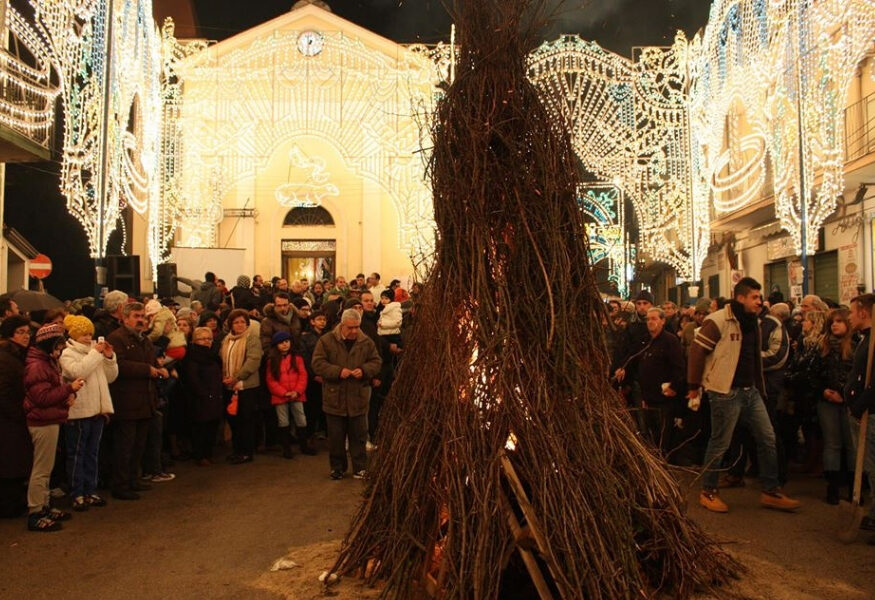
[
  {"x1": 260, "y1": 293, "x2": 301, "y2": 353},
  {"x1": 616, "y1": 307, "x2": 684, "y2": 457},
  {"x1": 107, "y1": 302, "x2": 167, "y2": 500},
  {"x1": 844, "y1": 293, "x2": 875, "y2": 534},
  {"x1": 312, "y1": 309, "x2": 382, "y2": 480},
  {"x1": 92, "y1": 290, "x2": 128, "y2": 339}
]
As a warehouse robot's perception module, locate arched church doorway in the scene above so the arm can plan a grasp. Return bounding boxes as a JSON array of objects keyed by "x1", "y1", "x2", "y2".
[{"x1": 281, "y1": 206, "x2": 337, "y2": 282}]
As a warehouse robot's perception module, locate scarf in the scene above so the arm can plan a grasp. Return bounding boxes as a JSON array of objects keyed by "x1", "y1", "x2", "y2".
[{"x1": 221, "y1": 329, "x2": 249, "y2": 380}]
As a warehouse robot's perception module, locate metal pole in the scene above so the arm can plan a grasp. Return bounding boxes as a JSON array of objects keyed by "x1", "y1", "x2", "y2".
[
  {"x1": 95, "y1": 0, "x2": 115, "y2": 302},
  {"x1": 795, "y1": 2, "x2": 810, "y2": 296}
]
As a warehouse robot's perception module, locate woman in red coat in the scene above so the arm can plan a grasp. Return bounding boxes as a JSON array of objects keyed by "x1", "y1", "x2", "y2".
[
  {"x1": 24, "y1": 324, "x2": 84, "y2": 531},
  {"x1": 265, "y1": 331, "x2": 313, "y2": 458}
]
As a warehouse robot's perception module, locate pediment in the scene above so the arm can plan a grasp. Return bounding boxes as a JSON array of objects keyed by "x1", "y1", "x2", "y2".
[{"x1": 192, "y1": 4, "x2": 408, "y2": 61}]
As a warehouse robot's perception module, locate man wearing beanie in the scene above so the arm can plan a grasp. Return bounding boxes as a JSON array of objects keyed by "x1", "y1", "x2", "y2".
[{"x1": 107, "y1": 303, "x2": 167, "y2": 501}]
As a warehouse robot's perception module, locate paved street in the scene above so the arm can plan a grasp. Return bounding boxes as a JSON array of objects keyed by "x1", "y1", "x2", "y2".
[{"x1": 0, "y1": 447, "x2": 873, "y2": 599}]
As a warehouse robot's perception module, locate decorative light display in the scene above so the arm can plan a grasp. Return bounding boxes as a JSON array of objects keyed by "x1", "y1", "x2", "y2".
[
  {"x1": 528, "y1": 34, "x2": 706, "y2": 282},
  {"x1": 578, "y1": 184, "x2": 634, "y2": 298},
  {"x1": 274, "y1": 145, "x2": 340, "y2": 207},
  {"x1": 27, "y1": 0, "x2": 162, "y2": 265},
  {"x1": 0, "y1": 6, "x2": 61, "y2": 147},
  {"x1": 168, "y1": 26, "x2": 442, "y2": 259},
  {"x1": 689, "y1": 0, "x2": 875, "y2": 255},
  {"x1": 15, "y1": 1, "x2": 874, "y2": 284}
]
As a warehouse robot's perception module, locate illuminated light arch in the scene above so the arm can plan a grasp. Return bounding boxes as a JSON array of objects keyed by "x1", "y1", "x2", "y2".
[{"x1": 528, "y1": 34, "x2": 704, "y2": 281}]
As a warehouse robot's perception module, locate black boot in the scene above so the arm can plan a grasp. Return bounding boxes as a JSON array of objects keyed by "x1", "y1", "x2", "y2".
[
  {"x1": 279, "y1": 426, "x2": 294, "y2": 459},
  {"x1": 298, "y1": 426, "x2": 317, "y2": 456},
  {"x1": 825, "y1": 471, "x2": 840, "y2": 505}
]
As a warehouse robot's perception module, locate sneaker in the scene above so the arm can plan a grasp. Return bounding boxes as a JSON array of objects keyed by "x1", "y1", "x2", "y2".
[
  {"x1": 760, "y1": 489, "x2": 801, "y2": 512},
  {"x1": 72, "y1": 496, "x2": 89, "y2": 512},
  {"x1": 699, "y1": 489, "x2": 729, "y2": 513},
  {"x1": 28, "y1": 512, "x2": 61, "y2": 532},
  {"x1": 719, "y1": 474, "x2": 745, "y2": 488},
  {"x1": 366, "y1": 441, "x2": 377, "y2": 452},
  {"x1": 330, "y1": 470, "x2": 343, "y2": 480},
  {"x1": 149, "y1": 472, "x2": 176, "y2": 483},
  {"x1": 353, "y1": 470, "x2": 368, "y2": 480}
]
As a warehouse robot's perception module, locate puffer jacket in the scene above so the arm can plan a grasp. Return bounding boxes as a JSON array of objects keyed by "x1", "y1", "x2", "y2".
[
  {"x1": 147, "y1": 306, "x2": 186, "y2": 350},
  {"x1": 59, "y1": 339, "x2": 118, "y2": 419},
  {"x1": 265, "y1": 353, "x2": 307, "y2": 405},
  {"x1": 377, "y1": 302, "x2": 403, "y2": 336},
  {"x1": 23, "y1": 346, "x2": 75, "y2": 427}
]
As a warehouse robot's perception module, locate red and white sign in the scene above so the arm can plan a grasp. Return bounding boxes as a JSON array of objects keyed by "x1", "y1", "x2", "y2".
[{"x1": 29, "y1": 254, "x2": 52, "y2": 279}]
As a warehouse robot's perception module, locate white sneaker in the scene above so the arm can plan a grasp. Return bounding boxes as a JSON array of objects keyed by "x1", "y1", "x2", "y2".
[
  {"x1": 150, "y1": 472, "x2": 176, "y2": 483},
  {"x1": 366, "y1": 441, "x2": 377, "y2": 452},
  {"x1": 353, "y1": 470, "x2": 367, "y2": 480}
]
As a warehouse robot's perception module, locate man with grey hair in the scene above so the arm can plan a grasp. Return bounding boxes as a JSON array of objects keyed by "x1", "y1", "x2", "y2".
[
  {"x1": 312, "y1": 308, "x2": 382, "y2": 480},
  {"x1": 93, "y1": 290, "x2": 129, "y2": 339},
  {"x1": 107, "y1": 302, "x2": 167, "y2": 500},
  {"x1": 799, "y1": 294, "x2": 827, "y2": 314}
]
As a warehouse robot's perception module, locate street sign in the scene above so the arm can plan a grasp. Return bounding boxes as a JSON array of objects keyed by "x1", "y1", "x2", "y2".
[{"x1": 29, "y1": 254, "x2": 52, "y2": 279}]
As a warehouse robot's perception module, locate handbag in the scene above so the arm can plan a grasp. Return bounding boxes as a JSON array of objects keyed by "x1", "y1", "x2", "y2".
[{"x1": 227, "y1": 391, "x2": 239, "y2": 416}]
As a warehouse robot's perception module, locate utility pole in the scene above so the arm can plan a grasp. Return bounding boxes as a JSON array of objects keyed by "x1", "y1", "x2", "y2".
[{"x1": 94, "y1": 0, "x2": 115, "y2": 303}]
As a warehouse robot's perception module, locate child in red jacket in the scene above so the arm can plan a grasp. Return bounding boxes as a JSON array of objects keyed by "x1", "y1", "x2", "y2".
[
  {"x1": 266, "y1": 332, "x2": 315, "y2": 458},
  {"x1": 24, "y1": 324, "x2": 84, "y2": 531}
]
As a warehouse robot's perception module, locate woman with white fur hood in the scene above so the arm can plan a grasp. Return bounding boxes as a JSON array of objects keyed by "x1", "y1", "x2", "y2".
[{"x1": 60, "y1": 315, "x2": 118, "y2": 511}]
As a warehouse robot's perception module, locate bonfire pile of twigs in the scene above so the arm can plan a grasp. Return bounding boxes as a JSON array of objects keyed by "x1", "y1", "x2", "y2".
[{"x1": 331, "y1": 2, "x2": 740, "y2": 598}]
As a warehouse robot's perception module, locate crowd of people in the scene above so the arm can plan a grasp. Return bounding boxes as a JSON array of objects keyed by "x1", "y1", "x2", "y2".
[
  {"x1": 1, "y1": 269, "x2": 873, "y2": 545},
  {"x1": 608, "y1": 278, "x2": 875, "y2": 540},
  {"x1": 0, "y1": 271, "x2": 412, "y2": 532}
]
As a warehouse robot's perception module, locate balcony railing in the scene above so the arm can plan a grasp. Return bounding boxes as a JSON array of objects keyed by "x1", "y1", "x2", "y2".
[{"x1": 845, "y1": 90, "x2": 875, "y2": 163}]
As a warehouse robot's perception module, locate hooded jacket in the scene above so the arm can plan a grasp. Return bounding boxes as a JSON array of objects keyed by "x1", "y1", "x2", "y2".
[{"x1": 59, "y1": 339, "x2": 118, "y2": 419}]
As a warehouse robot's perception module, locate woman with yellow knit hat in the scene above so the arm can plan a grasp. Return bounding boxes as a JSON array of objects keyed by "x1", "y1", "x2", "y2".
[{"x1": 59, "y1": 315, "x2": 118, "y2": 511}]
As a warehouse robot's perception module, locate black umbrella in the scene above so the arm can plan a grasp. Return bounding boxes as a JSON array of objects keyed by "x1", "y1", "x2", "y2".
[{"x1": 0, "y1": 289, "x2": 64, "y2": 312}]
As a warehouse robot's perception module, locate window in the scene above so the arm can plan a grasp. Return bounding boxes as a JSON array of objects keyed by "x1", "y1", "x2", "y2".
[{"x1": 283, "y1": 206, "x2": 335, "y2": 227}]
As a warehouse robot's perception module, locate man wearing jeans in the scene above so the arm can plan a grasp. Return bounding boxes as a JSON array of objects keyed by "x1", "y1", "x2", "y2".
[
  {"x1": 844, "y1": 293, "x2": 875, "y2": 537},
  {"x1": 687, "y1": 277, "x2": 801, "y2": 513}
]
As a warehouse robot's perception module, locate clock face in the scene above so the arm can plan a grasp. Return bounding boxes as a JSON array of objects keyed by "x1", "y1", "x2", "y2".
[{"x1": 297, "y1": 31, "x2": 324, "y2": 56}]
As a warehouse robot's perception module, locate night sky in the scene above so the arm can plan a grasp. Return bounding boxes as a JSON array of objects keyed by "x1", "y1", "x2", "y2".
[{"x1": 5, "y1": 0, "x2": 711, "y2": 300}]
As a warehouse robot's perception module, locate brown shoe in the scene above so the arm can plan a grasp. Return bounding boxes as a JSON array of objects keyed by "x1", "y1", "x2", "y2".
[
  {"x1": 699, "y1": 489, "x2": 729, "y2": 513},
  {"x1": 719, "y1": 474, "x2": 745, "y2": 488},
  {"x1": 760, "y1": 489, "x2": 801, "y2": 512}
]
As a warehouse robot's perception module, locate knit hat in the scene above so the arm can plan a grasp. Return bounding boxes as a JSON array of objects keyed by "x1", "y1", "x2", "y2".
[
  {"x1": 144, "y1": 299, "x2": 162, "y2": 317},
  {"x1": 35, "y1": 323, "x2": 65, "y2": 345},
  {"x1": 64, "y1": 314, "x2": 94, "y2": 340},
  {"x1": 394, "y1": 288, "x2": 410, "y2": 302},
  {"x1": 271, "y1": 331, "x2": 292, "y2": 346},
  {"x1": 237, "y1": 275, "x2": 251, "y2": 289},
  {"x1": 634, "y1": 290, "x2": 655, "y2": 305},
  {"x1": 694, "y1": 298, "x2": 711, "y2": 314}
]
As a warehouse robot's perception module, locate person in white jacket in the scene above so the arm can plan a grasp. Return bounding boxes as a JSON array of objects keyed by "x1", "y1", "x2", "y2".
[
  {"x1": 60, "y1": 315, "x2": 118, "y2": 511},
  {"x1": 377, "y1": 290, "x2": 403, "y2": 349}
]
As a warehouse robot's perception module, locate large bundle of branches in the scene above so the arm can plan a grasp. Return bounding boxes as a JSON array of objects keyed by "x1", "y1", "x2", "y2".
[{"x1": 332, "y1": 1, "x2": 739, "y2": 598}]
